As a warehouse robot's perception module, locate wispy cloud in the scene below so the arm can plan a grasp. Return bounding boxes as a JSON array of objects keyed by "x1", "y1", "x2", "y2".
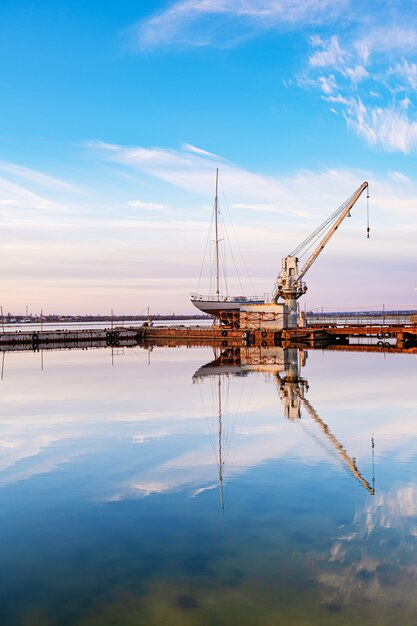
[
  {"x1": 345, "y1": 100, "x2": 417, "y2": 153},
  {"x1": 0, "y1": 144, "x2": 416, "y2": 312},
  {"x1": 133, "y1": 0, "x2": 349, "y2": 50},
  {"x1": 92, "y1": 140, "x2": 417, "y2": 223},
  {"x1": 132, "y1": 1, "x2": 417, "y2": 155},
  {"x1": 232, "y1": 202, "x2": 307, "y2": 217},
  {"x1": 0, "y1": 161, "x2": 78, "y2": 192},
  {"x1": 91, "y1": 140, "x2": 297, "y2": 209},
  {"x1": 392, "y1": 59, "x2": 417, "y2": 89},
  {"x1": 182, "y1": 143, "x2": 220, "y2": 158},
  {"x1": 128, "y1": 199, "x2": 170, "y2": 213},
  {"x1": 297, "y1": 24, "x2": 417, "y2": 153},
  {"x1": 309, "y1": 35, "x2": 347, "y2": 68},
  {"x1": 0, "y1": 176, "x2": 60, "y2": 211},
  {"x1": 355, "y1": 26, "x2": 417, "y2": 59}
]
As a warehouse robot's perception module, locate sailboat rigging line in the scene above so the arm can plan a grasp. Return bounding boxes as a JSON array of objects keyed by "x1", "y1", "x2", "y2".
[
  {"x1": 227, "y1": 368, "x2": 250, "y2": 469},
  {"x1": 203, "y1": 375, "x2": 227, "y2": 507},
  {"x1": 198, "y1": 379, "x2": 222, "y2": 482},
  {"x1": 219, "y1": 178, "x2": 254, "y2": 296},
  {"x1": 223, "y1": 375, "x2": 232, "y2": 455},
  {"x1": 222, "y1": 208, "x2": 245, "y2": 296},
  {"x1": 217, "y1": 377, "x2": 224, "y2": 509},
  {"x1": 220, "y1": 238, "x2": 229, "y2": 297},
  {"x1": 209, "y1": 202, "x2": 217, "y2": 298},
  {"x1": 216, "y1": 199, "x2": 232, "y2": 297},
  {"x1": 214, "y1": 168, "x2": 220, "y2": 299},
  {"x1": 209, "y1": 240, "x2": 214, "y2": 298},
  {"x1": 196, "y1": 202, "x2": 215, "y2": 296}
]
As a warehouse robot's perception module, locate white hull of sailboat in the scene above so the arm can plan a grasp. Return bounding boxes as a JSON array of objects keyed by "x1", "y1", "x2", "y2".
[
  {"x1": 191, "y1": 299, "x2": 241, "y2": 314},
  {"x1": 191, "y1": 295, "x2": 265, "y2": 318}
]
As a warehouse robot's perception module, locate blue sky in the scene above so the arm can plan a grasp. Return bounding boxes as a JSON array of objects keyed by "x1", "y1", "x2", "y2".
[{"x1": 0, "y1": 0, "x2": 416, "y2": 314}]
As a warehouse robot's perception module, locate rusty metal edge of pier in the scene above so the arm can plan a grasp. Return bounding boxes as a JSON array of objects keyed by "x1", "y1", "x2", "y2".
[{"x1": 0, "y1": 323, "x2": 416, "y2": 353}]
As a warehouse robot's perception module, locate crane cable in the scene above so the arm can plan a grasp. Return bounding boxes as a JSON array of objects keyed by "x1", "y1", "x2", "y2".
[
  {"x1": 290, "y1": 191, "x2": 355, "y2": 258},
  {"x1": 290, "y1": 183, "x2": 370, "y2": 258}
]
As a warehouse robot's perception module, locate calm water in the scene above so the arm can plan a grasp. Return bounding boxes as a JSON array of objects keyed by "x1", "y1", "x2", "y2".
[{"x1": 0, "y1": 345, "x2": 416, "y2": 625}]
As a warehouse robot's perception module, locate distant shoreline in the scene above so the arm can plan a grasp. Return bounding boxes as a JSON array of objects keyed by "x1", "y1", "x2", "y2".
[
  {"x1": 1, "y1": 310, "x2": 416, "y2": 325},
  {"x1": 1, "y1": 314, "x2": 212, "y2": 324}
]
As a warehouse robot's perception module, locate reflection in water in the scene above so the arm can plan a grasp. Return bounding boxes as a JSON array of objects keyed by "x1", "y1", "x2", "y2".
[
  {"x1": 0, "y1": 344, "x2": 415, "y2": 624},
  {"x1": 308, "y1": 483, "x2": 417, "y2": 616},
  {"x1": 195, "y1": 345, "x2": 375, "y2": 501},
  {"x1": 215, "y1": 376, "x2": 225, "y2": 509}
]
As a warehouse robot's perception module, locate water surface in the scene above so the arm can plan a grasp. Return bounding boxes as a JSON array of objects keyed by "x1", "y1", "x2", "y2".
[{"x1": 0, "y1": 345, "x2": 415, "y2": 625}]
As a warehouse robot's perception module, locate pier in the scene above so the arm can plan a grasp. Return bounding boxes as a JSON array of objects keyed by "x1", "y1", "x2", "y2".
[{"x1": 0, "y1": 320, "x2": 416, "y2": 353}]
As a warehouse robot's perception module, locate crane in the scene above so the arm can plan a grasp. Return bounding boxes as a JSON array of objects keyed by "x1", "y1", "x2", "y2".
[
  {"x1": 272, "y1": 182, "x2": 369, "y2": 328},
  {"x1": 299, "y1": 394, "x2": 375, "y2": 496},
  {"x1": 276, "y1": 350, "x2": 375, "y2": 496},
  {"x1": 195, "y1": 346, "x2": 375, "y2": 497}
]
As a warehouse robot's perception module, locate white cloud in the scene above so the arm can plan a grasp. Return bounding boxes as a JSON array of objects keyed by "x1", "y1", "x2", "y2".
[
  {"x1": 319, "y1": 74, "x2": 337, "y2": 94},
  {"x1": 92, "y1": 140, "x2": 297, "y2": 208},
  {"x1": 389, "y1": 170, "x2": 410, "y2": 183},
  {"x1": 92, "y1": 140, "x2": 417, "y2": 224},
  {"x1": 324, "y1": 94, "x2": 350, "y2": 105},
  {"x1": 355, "y1": 27, "x2": 417, "y2": 58},
  {"x1": 346, "y1": 99, "x2": 417, "y2": 152},
  {"x1": 0, "y1": 176, "x2": 61, "y2": 211},
  {"x1": 0, "y1": 161, "x2": 78, "y2": 191},
  {"x1": 133, "y1": 0, "x2": 349, "y2": 49},
  {"x1": 309, "y1": 35, "x2": 347, "y2": 68},
  {"x1": 0, "y1": 142, "x2": 416, "y2": 313},
  {"x1": 393, "y1": 59, "x2": 417, "y2": 89},
  {"x1": 233, "y1": 202, "x2": 292, "y2": 214},
  {"x1": 344, "y1": 64, "x2": 368, "y2": 83},
  {"x1": 128, "y1": 199, "x2": 169, "y2": 212},
  {"x1": 400, "y1": 97, "x2": 411, "y2": 109},
  {"x1": 299, "y1": 24, "x2": 417, "y2": 153},
  {"x1": 183, "y1": 143, "x2": 220, "y2": 158}
]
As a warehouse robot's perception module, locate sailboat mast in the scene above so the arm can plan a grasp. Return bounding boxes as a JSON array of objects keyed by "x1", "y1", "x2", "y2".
[{"x1": 214, "y1": 168, "x2": 220, "y2": 301}]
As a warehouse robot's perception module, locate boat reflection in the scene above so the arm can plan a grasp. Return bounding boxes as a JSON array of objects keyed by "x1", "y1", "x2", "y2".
[{"x1": 194, "y1": 346, "x2": 375, "y2": 500}]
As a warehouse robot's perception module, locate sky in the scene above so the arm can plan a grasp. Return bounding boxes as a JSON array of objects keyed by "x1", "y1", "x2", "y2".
[{"x1": 0, "y1": 0, "x2": 416, "y2": 315}]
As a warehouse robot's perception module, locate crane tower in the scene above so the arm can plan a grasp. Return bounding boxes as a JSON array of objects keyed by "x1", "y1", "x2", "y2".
[{"x1": 272, "y1": 182, "x2": 369, "y2": 328}]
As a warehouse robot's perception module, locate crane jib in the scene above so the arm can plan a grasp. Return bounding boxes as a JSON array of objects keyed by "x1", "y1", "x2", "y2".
[
  {"x1": 272, "y1": 182, "x2": 370, "y2": 325},
  {"x1": 297, "y1": 181, "x2": 368, "y2": 281}
]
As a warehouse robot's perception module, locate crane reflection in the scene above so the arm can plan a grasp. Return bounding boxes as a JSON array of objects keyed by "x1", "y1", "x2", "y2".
[{"x1": 194, "y1": 346, "x2": 375, "y2": 506}]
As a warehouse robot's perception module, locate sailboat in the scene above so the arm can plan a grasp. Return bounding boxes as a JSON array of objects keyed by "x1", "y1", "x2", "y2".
[{"x1": 190, "y1": 169, "x2": 264, "y2": 322}]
